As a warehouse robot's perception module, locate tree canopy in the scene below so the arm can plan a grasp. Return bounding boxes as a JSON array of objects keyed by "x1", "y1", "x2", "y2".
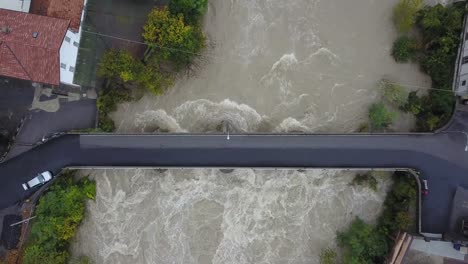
[
  {"x1": 337, "y1": 218, "x2": 388, "y2": 264},
  {"x1": 143, "y1": 7, "x2": 204, "y2": 66},
  {"x1": 23, "y1": 171, "x2": 96, "y2": 264},
  {"x1": 169, "y1": 0, "x2": 208, "y2": 25}
]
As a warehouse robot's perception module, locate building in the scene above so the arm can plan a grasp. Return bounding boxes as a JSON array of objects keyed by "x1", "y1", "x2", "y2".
[
  {"x1": 0, "y1": 0, "x2": 87, "y2": 86},
  {"x1": 0, "y1": 9, "x2": 69, "y2": 86},
  {"x1": 455, "y1": 9, "x2": 468, "y2": 96}
]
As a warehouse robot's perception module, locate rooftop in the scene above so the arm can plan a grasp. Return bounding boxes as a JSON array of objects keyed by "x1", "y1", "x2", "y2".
[
  {"x1": 0, "y1": 8, "x2": 69, "y2": 85},
  {"x1": 29, "y1": 0, "x2": 85, "y2": 32}
]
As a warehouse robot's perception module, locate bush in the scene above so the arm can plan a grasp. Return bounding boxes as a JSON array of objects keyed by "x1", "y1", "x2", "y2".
[
  {"x1": 392, "y1": 36, "x2": 418, "y2": 63},
  {"x1": 350, "y1": 173, "x2": 378, "y2": 191},
  {"x1": 23, "y1": 171, "x2": 96, "y2": 264},
  {"x1": 337, "y1": 218, "x2": 388, "y2": 264},
  {"x1": 403, "y1": 91, "x2": 422, "y2": 115},
  {"x1": 169, "y1": 0, "x2": 208, "y2": 25},
  {"x1": 378, "y1": 171, "x2": 417, "y2": 236},
  {"x1": 320, "y1": 248, "x2": 338, "y2": 264},
  {"x1": 381, "y1": 79, "x2": 408, "y2": 107},
  {"x1": 96, "y1": 89, "x2": 131, "y2": 132},
  {"x1": 337, "y1": 171, "x2": 418, "y2": 263},
  {"x1": 369, "y1": 103, "x2": 397, "y2": 130},
  {"x1": 393, "y1": 0, "x2": 423, "y2": 33}
]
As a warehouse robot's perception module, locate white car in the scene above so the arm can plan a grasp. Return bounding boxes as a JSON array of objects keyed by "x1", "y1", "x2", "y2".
[{"x1": 22, "y1": 171, "x2": 53, "y2": 190}]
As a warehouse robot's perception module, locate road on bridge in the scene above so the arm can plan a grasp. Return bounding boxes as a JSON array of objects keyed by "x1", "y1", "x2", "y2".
[{"x1": 1, "y1": 128, "x2": 468, "y2": 234}]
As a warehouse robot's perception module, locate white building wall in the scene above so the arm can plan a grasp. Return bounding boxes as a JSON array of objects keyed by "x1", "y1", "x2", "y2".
[
  {"x1": 59, "y1": 0, "x2": 87, "y2": 86},
  {"x1": 59, "y1": 30, "x2": 80, "y2": 85},
  {"x1": 0, "y1": 0, "x2": 30, "y2": 12}
]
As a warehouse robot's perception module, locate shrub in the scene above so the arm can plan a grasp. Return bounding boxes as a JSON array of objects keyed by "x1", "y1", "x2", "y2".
[
  {"x1": 23, "y1": 171, "x2": 95, "y2": 264},
  {"x1": 403, "y1": 91, "x2": 422, "y2": 115},
  {"x1": 392, "y1": 36, "x2": 418, "y2": 62},
  {"x1": 378, "y1": 171, "x2": 417, "y2": 236},
  {"x1": 337, "y1": 218, "x2": 388, "y2": 264},
  {"x1": 320, "y1": 248, "x2": 338, "y2": 264},
  {"x1": 381, "y1": 79, "x2": 408, "y2": 107},
  {"x1": 96, "y1": 89, "x2": 131, "y2": 132},
  {"x1": 369, "y1": 103, "x2": 397, "y2": 130},
  {"x1": 393, "y1": 0, "x2": 423, "y2": 33}
]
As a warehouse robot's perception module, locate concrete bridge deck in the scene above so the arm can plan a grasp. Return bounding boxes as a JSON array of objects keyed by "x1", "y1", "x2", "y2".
[{"x1": 1, "y1": 130, "x2": 468, "y2": 234}]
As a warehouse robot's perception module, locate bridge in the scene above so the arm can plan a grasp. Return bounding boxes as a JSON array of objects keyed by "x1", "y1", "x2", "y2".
[{"x1": 1, "y1": 110, "x2": 468, "y2": 235}]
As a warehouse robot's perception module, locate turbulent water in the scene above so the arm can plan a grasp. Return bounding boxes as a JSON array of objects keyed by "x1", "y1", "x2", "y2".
[
  {"x1": 112, "y1": 0, "x2": 430, "y2": 133},
  {"x1": 73, "y1": 0, "x2": 431, "y2": 263},
  {"x1": 72, "y1": 169, "x2": 391, "y2": 264}
]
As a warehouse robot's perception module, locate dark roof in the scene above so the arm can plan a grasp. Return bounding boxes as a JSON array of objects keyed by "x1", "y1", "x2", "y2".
[
  {"x1": 30, "y1": 0, "x2": 85, "y2": 32},
  {"x1": 0, "y1": 8, "x2": 69, "y2": 85}
]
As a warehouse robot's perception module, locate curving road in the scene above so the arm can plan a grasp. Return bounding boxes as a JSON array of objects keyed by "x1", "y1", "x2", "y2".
[{"x1": 1, "y1": 128, "x2": 468, "y2": 234}]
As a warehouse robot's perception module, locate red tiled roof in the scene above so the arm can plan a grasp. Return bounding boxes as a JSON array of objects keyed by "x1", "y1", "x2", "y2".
[
  {"x1": 30, "y1": 0, "x2": 85, "y2": 32},
  {"x1": 0, "y1": 8, "x2": 69, "y2": 85}
]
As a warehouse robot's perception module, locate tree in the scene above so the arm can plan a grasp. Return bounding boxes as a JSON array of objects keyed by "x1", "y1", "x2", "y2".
[
  {"x1": 337, "y1": 218, "x2": 388, "y2": 264},
  {"x1": 97, "y1": 50, "x2": 138, "y2": 82},
  {"x1": 369, "y1": 103, "x2": 397, "y2": 130},
  {"x1": 143, "y1": 7, "x2": 205, "y2": 66},
  {"x1": 393, "y1": 0, "x2": 423, "y2": 33},
  {"x1": 320, "y1": 248, "x2": 338, "y2": 264},
  {"x1": 392, "y1": 36, "x2": 418, "y2": 63},
  {"x1": 381, "y1": 79, "x2": 408, "y2": 107},
  {"x1": 169, "y1": 0, "x2": 208, "y2": 25},
  {"x1": 23, "y1": 172, "x2": 96, "y2": 264}
]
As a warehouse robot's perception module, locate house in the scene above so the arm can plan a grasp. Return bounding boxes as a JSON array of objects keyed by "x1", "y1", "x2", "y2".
[
  {"x1": 0, "y1": 9, "x2": 69, "y2": 86},
  {"x1": 0, "y1": 0, "x2": 87, "y2": 86},
  {"x1": 455, "y1": 12, "x2": 468, "y2": 96}
]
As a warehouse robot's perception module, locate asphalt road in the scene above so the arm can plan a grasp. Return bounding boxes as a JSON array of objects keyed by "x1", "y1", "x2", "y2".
[{"x1": 1, "y1": 131, "x2": 468, "y2": 234}]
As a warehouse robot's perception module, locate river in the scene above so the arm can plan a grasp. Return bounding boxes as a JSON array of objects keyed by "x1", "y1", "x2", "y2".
[
  {"x1": 72, "y1": 169, "x2": 391, "y2": 264},
  {"x1": 72, "y1": 0, "x2": 430, "y2": 263}
]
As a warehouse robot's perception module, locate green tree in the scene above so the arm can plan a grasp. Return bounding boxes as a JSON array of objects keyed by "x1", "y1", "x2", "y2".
[
  {"x1": 23, "y1": 171, "x2": 96, "y2": 264},
  {"x1": 378, "y1": 171, "x2": 416, "y2": 236},
  {"x1": 143, "y1": 7, "x2": 205, "y2": 66},
  {"x1": 392, "y1": 36, "x2": 418, "y2": 62},
  {"x1": 369, "y1": 103, "x2": 397, "y2": 130},
  {"x1": 320, "y1": 248, "x2": 338, "y2": 264},
  {"x1": 393, "y1": 0, "x2": 423, "y2": 33},
  {"x1": 169, "y1": 0, "x2": 208, "y2": 25},
  {"x1": 337, "y1": 218, "x2": 388, "y2": 264},
  {"x1": 381, "y1": 79, "x2": 408, "y2": 107},
  {"x1": 97, "y1": 50, "x2": 138, "y2": 82}
]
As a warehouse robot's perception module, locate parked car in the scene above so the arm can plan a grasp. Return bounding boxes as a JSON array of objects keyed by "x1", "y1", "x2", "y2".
[
  {"x1": 22, "y1": 171, "x2": 53, "y2": 190},
  {"x1": 421, "y1": 179, "x2": 429, "y2": 195}
]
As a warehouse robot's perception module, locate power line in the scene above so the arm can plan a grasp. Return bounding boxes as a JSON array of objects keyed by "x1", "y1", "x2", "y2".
[{"x1": 81, "y1": 30, "x2": 457, "y2": 95}]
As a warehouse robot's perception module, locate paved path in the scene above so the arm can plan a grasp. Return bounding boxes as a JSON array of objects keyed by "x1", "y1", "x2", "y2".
[{"x1": 1, "y1": 130, "x2": 468, "y2": 234}]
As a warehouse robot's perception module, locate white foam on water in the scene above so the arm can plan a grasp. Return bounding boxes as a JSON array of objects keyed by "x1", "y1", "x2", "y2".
[{"x1": 72, "y1": 169, "x2": 392, "y2": 264}]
